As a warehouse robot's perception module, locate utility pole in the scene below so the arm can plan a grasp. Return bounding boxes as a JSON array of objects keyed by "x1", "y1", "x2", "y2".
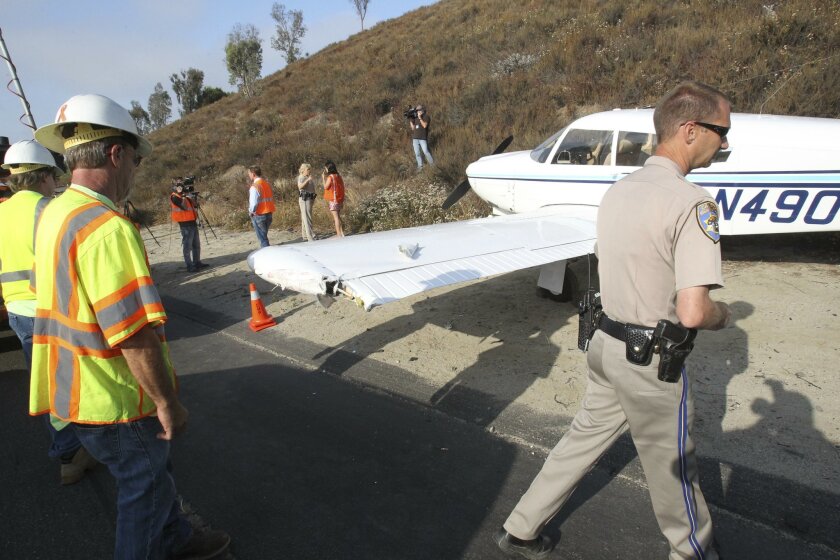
[{"x1": 0, "y1": 27, "x2": 37, "y2": 131}]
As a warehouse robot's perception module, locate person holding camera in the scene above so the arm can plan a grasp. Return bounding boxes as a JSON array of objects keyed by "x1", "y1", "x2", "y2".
[
  {"x1": 247, "y1": 165, "x2": 275, "y2": 248},
  {"x1": 322, "y1": 161, "x2": 345, "y2": 238},
  {"x1": 407, "y1": 104, "x2": 434, "y2": 170},
  {"x1": 297, "y1": 163, "x2": 316, "y2": 242},
  {"x1": 170, "y1": 177, "x2": 207, "y2": 273}
]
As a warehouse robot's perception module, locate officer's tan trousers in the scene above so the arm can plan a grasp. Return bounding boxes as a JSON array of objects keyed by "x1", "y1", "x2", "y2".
[{"x1": 504, "y1": 330, "x2": 717, "y2": 560}]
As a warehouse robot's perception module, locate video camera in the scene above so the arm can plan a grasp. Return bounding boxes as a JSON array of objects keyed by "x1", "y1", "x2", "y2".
[
  {"x1": 172, "y1": 175, "x2": 198, "y2": 194},
  {"x1": 403, "y1": 106, "x2": 418, "y2": 119}
]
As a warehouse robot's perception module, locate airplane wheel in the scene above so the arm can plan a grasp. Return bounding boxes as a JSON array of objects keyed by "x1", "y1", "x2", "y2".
[{"x1": 536, "y1": 268, "x2": 579, "y2": 304}]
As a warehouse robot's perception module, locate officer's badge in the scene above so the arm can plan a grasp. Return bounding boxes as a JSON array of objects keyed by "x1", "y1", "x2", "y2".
[{"x1": 696, "y1": 201, "x2": 720, "y2": 243}]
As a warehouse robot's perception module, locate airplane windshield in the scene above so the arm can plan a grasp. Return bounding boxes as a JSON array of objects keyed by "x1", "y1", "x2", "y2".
[{"x1": 530, "y1": 128, "x2": 566, "y2": 163}]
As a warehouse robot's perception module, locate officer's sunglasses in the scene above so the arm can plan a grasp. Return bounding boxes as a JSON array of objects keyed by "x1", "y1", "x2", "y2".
[{"x1": 693, "y1": 121, "x2": 730, "y2": 139}]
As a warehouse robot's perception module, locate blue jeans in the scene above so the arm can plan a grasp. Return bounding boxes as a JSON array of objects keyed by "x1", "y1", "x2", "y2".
[
  {"x1": 72, "y1": 417, "x2": 192, "y2": 560},
  {"x1": 251, "y1": 213, "x2": 272, "y2": 248},
  {"x1": 8, "y1": 312, "x2": 81, "y2": 459},
  {"x1": 413, "y1": 138, "x2": 434, "y2": 168},
  {"x1": 179, "y1": 221, "x2": 201, "y2": 269}
]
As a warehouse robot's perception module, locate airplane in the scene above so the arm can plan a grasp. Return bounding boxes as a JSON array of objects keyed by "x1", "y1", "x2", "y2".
[{"x1": 247, "y1": 108, "x2": 840, "y2": 311}]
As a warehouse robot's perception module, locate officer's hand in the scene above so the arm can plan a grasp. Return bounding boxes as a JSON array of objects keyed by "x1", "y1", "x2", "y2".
[{"x1": 156, "y1": 400, "x2": 189, "y2": 440}]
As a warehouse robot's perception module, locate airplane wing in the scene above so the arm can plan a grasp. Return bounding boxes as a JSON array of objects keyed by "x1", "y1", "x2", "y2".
[{"x1": 247, "y1": 207, "x2": 596, "y2": 310}]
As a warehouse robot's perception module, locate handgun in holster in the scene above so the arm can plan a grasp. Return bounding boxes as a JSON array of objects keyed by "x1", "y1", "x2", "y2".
[
  {"x1": 653, "y1": 319, "x2": 697, "y2": 383},
  {"x1": 577, "y1": 288, "x2": 602, "y2": 352}
]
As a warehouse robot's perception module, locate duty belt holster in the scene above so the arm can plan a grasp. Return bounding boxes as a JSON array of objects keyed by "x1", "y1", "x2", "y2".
[
  {"x1": 577, "y1": 288, "x2": 602, "y2": 352},
  {"x1": 598, "y1": 314, "x2": 657, "y2": 366},
  {"x1": 654, "y1": 320, "x2": 697, "y2": 383}
]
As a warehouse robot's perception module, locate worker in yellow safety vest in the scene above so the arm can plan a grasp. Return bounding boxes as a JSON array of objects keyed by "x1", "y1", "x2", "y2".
[
  {"x1": 169, "y1": 177, "x2": 207, "y2": 273},
  {"x1": 31, "y1": 94, "x2": 230, "y2": 560},
  {"x1": 247, "y1": 164, "x2": 275, "y2": 247},
  {"x1": 0, "y1": 139, "x2": 98, "y2": 485}
]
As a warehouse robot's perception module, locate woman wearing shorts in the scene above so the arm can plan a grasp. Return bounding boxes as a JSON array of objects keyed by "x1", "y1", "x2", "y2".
[{"x1": 322, "y1": 161, "x2": 345, "y2": 238}]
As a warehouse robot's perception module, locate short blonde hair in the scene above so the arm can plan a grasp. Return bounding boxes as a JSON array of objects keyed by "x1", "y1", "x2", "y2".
[
  {"x1": 299, "y1": 163, "x2": 311, "y2": 175},
  {"x1": 653, "y1": 81, "x2": 729, "y2": 142}
]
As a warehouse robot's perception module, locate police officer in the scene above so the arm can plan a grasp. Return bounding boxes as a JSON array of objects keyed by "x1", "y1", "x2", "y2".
[
  {"x1": 496, "y1": 81, "x2": 732, "y2": 560},
  {"x1": 32, "y1": 94, "x2": 230, "y2": 560}
]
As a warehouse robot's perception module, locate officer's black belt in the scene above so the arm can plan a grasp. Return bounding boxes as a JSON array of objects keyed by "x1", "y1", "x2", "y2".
[{"x1": 598, "y1": 313, "x2": 654, "y2": 342}]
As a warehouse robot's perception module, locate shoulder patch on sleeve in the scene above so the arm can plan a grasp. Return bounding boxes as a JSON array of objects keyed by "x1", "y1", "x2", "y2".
[{"x1": 695, "y1": 201, "x2": 720, "y2": 243}]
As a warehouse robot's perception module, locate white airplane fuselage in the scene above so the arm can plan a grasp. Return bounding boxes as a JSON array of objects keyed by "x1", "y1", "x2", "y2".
[{"x1": 467, "y1": 109, "x2": 840, "y2": 235}]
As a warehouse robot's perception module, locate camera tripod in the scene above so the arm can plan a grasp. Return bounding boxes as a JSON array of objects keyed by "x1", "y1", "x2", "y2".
[
  {"x1": 122, "y1": 200, "x2": 161, "y2": 246},
  {"x1": 191, "y1": 193, "x2": 218, "y2": 243}
]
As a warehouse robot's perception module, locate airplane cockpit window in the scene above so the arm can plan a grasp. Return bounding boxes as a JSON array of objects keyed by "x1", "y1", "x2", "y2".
[
  {"x1": 613, "y1": 131, "x2": 657, "y2": 167},
  {"x1": 553, "y1": 129, "x2": 613, "y2": 165},
  {"x1": 530, "y1": 127, "x2": 566, "y2": 163}
]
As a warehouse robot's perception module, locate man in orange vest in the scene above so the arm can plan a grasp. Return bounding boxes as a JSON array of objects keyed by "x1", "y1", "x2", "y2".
[
  {"x1": 247, "y1": 165, "x2": 275, "y2": 248},
  {"x1": 170, "y1": 177, "x2": 208, "y2": 273},
  {"x1": 32, "y1": 94, "x2": 230, "y2": 560}
]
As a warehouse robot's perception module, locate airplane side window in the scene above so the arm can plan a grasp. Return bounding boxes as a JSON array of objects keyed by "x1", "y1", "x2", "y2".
[
  {"x1": 553, "y1": 129, "x2": 613, "y2": 165},
  {"x1": 614, "y1": 131, "x2": 657, "y2": 167}
]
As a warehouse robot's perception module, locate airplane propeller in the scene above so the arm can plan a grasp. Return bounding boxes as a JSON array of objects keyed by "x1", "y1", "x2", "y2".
[{"x1": 442, "y1": 135, "x2": 513, "y2": 210}]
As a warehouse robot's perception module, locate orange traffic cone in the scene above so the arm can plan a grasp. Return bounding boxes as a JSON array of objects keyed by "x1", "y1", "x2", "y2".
[{"x1": 248, "y1": 283, "x2": 277, "y2": 332}]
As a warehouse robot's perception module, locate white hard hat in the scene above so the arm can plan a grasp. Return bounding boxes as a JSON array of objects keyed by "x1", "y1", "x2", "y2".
[
  {"x1": 1, "y1": 140, "x2": 59, "y2": 174},
  {"x1": 34, "y1": 93, "x2": 152, "y2": 157}
]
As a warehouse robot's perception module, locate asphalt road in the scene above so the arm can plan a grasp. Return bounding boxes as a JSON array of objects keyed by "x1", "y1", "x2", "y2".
[{"x1": 1, "y1": 310, "x2": 836, "y2": 560}]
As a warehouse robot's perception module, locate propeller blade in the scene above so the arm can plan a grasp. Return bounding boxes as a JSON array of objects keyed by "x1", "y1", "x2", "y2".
[
  {"x1": 442, "y1": 178, "x2": 471, "y2": 210},
  {"x1": 442, "y1": 135, "x2": 514, "y2": 210},
  {"x1": 492, "y1": 135, "x2": 514, "y2": 155}
]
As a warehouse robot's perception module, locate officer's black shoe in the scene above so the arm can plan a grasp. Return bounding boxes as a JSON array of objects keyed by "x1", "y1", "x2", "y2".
[
  {"x1": 186, "y1": 266, "x2": 197, "y2": 273},
  {"x1": 195, "y1": 262, "x2": 210, "y2": 269},
  {"x1": 494, "y1": 528, "x2": 554, "y2": 559}
]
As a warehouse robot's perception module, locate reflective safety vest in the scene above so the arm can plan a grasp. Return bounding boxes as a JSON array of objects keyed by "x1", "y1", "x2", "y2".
[
  {"x1": 29, "y1": 185, "x2": 177, "y2": 424},
  {"x1": 170, "y1": 193, "x2": 197, "y2": 222},
  {"x1": 253, "y1": 178, "x2": 276, "y2": 215},
  {"x1": 0, "y1": 190, "x2": 50, "y2": 311}
]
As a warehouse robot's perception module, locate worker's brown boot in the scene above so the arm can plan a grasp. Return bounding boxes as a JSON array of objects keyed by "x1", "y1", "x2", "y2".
[{"x1": 60, "y1": 446, "x2": 98, "y2": 485}]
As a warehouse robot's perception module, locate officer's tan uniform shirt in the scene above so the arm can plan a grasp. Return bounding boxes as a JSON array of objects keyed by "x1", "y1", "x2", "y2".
[{"x1": 596, "y1": 156, "x2": 723, "y2": 327}]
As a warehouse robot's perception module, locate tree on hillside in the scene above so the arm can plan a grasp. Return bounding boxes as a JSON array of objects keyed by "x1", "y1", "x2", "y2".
[
  {"x1": 170, "y1": 68, "x2": 205, "y2": 116},
  {"x1": 225, "y1": 23, "x2": 262, "y2": 98},
  {"x1": 349, "y1": 0, "x2": 370, "y2": 31},
  {"x1": 147, "y1": 83, "x2": 172, "y2": 131},
  {"x1": 197, "y1": 86, "x2": 228, "y2": 109},
  {"x1": 270, "y1": 3, "x2": 306, "y2": 65},
  {"x1": 129, "y1": 101, "x2": 151, "y2": 135}
]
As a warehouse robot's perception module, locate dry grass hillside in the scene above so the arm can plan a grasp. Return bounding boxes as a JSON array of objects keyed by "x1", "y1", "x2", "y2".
[{"x1": 129, "y1": 0, "x2": 840, "y2": 236}]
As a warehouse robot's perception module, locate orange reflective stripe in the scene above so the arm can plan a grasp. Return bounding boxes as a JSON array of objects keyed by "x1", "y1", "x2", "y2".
[
  {"x1": 50, "y1": 202, "x2": 111, "y2": 317},
  {"x1": 93, "y1": 276, "x2": 156, "y2": 312},
  {"x1": 33, "y1": 334, "x2": 123, "y2": 359},
  {"x1": 101, "y1": 305, "x2": 165, "y2": 343}
]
